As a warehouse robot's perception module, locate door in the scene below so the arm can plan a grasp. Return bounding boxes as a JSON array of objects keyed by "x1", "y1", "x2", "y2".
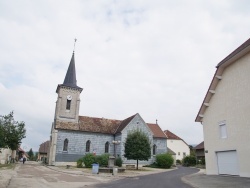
[{"x1": 216, "y1": 150, "x2": 239, "y2": 176}]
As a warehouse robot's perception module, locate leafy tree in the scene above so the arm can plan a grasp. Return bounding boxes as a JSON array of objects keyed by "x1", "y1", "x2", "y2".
[
  {"x1": 124, "y1": 129, "x2": 151, "y2": 170},
  {"x1": 0, "y1": 121, "x2": 6, "y2": 148},
  {"x1": 34, "y1": 152, "x2": 38, "y2": 161},
  {"x1": 0, "y1": 111, "x2": 26, "y2": 162},
  {"x1": 28, "y1": 148, "x2": 34, "y2": 160},
  {"x1": 189, "y1": 145, "x2": 196, "y2": 156}
]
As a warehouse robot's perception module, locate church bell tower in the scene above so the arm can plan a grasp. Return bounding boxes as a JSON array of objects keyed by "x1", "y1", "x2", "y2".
[{"x1": 54, "y1": 52, "x2": 83, "y2": 123}]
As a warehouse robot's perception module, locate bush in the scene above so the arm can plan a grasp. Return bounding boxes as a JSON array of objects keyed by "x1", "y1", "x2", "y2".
[
  {"x1": 76, "y1": 158, "x2": 84, "y2": 168},
  {"x1": 115, "y1": 157, "x2": 123, "y2": 167},
  {"x1": 156, "y1": 153, "x2": 174, "y2": 169},
  {"x1": 95, "y1": 154, "x2": 110, "y2": 167},
  {"x1": 82, "y1": 153, "x2": 96, "y2": 168},
  {"x1": 176, "y1": 159, "x2": 182, "y2": 164},
  {"x1": 182, "y1": 155, "x2": 196, "y2": 166}
]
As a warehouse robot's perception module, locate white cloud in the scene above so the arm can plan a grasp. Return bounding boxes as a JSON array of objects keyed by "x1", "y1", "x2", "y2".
[{"x1": 1, "y1": 0, "x2": 250, "y2": 150}]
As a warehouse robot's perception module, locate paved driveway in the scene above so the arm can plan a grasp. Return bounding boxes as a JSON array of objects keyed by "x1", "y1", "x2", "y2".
[{"x1": 184, "y1": 170, "x2": 250, "y2": 188}]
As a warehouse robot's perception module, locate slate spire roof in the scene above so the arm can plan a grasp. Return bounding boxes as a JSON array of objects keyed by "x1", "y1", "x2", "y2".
[{"x1": 57, "y1": 52, "x2": 82, "y2": 92}]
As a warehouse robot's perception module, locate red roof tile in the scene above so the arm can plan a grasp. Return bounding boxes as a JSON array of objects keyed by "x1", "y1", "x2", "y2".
[
  {"x1": 164, "y1": 130, "x2": 182, "y2": 140},
  {"x1": 147, "y1": 123, "x2": 167, "y2": 138},
  {"x1": 194, "y1": 141, "x2": 204, "y2": 150},
  {"x1": 164, "y1": 130, "x2": 189, "y2": 146},
  {"x1": 39, "y1": 140, "x2": 50, "y2": 153},
  {"x1": 56, "y1": 114, "x2": 166, "y2": 139},
  {"x1": 115, "y1": 114, "x2": 137, "y2": 133}
]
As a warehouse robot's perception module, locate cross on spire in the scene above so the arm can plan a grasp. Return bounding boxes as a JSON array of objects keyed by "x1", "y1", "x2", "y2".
[{"x1": 73, "y1": 38, "x2": 77, "y2": 52}]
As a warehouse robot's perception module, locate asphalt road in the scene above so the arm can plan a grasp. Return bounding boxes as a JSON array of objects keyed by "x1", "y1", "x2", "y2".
[{"x1": 91, "y1": 166, "x2": 199, "y2": 188}]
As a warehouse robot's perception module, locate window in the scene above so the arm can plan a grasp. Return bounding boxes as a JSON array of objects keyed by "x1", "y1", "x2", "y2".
[
  {"x1": 178, "y1": 152, "x2": 180, "y2": 155},
  {"x1": 183, "y1": 152, "x2": 186, "y2": 157},
  {"x1": 153, "y1": 144, "x2": 157, "y2": 155},
  {"x1": 86, "y1": 140, "x2": 91, "y2": 152},
  {"x1": 219, "y1": 121, "x2": 227, "y2": 138},
  {"x1": 105, "y1": 142, "x2": 109, "y2": 153},
  {"x1": 63, "y1": 139, "x2": 68, "y2": 151},
  {"x1": 66, "y1": 99, "x2": 71, "y2": 110}
]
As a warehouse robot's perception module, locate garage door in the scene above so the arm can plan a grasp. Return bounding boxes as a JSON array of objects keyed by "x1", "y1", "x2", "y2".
[{"x1": 217, "y1": 151, "x2": 239, "y2": 176}]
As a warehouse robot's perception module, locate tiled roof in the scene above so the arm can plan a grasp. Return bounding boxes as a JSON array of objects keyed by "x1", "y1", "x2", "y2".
[
  {"x1": 18, "y1": 147, "x2": 29, "y2": 158},
  {"x1": 39, "y1": 140, "x2": 50, "y2": 153},
  {"x1": 147, "y1": 123, "x2": 167, "y2": 138},
  {"x1": 194, "y1": 141, "x2": 204, "y2": 150},
  {"x1": 164, "y1": 130, "x2": 189, "y2": 146},
  {"x1": 164, "y1": 130, "x2": 182, "y2": 140},
  {"x1": 56, "y1": 114, "x2": 166, "y2": 138},
  {"x1": 79, "y1": 116, "x2": 121, "y2": 134},
  {"x1": 56, "y1": 116, "x2": 121, "y2": 134},
  {"x1": 115, "y1": 114, "x2": 137, "y2": 133}
]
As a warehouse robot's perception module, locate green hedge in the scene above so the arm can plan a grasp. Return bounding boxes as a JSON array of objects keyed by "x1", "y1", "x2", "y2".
[
  {"x1": 82, "y1": 153, "x2": 96, "y2": 168},
  {"x1": 115, "y1": 157, "x2": 123, "y2": 167},
  {"x1": 156, "y1": 153, "x2": 174, "y2": 168},
  {"x1": 77, "y1": 153, "x2": 123, "y2": 168},
  {"x1": 95, "y1": 154, "x2": 110, "y2": 167},
  {"x1": 182, "y1": 155, "x2": 196, "y2": 166}
]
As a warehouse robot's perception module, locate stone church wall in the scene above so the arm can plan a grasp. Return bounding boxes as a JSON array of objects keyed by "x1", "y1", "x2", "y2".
[
  {"x1": 153, "y1": 138, "x2": 167, "y2": 155},
  {"x1": 120, "y1": 114, "x2": 155, "y2": 165},
  {"x1": 55, "y1": 130, "x2": 115, "y2": 162}
]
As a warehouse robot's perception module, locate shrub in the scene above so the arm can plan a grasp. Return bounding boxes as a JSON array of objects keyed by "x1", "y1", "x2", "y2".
[
  {"x1": 200, "y1": 157, "x2": 205, "y2": 165},
  {"x1": 82, "y1": 153, "x2": 96, "y2": 168},
  {"x1": 156, "y1": 153, "x2": 174, "y2": 169},
  {"x1": 182, "y1": 155, "x2": 196, "y2": 166},
  {"x1": 76, "y1": 158, "x2": 84, "y2": 168},
  {"x1": 176, "y1": 159, "x2": 182, "y2": 164},
  {"x1": 115, "y1": 157, "x2": 123, "y2": 167},
  {"x1": 95, "y1": 154, "x2": 110, "y2": 167}
]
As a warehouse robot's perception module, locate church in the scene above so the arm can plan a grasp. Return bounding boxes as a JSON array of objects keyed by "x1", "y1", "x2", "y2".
[{"x1": 48, "y1": 51, "x2": 167, "y2": 166}]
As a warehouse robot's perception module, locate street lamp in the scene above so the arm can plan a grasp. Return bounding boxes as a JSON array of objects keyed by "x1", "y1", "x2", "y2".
[{"x1": 112, "y1": 140, "x2": 121, "y2": 165}]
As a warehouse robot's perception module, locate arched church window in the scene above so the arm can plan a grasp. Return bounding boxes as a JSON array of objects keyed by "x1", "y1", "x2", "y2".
[
  {"x1": 86, "y1": 140, "x2": 91, "y2": 152},
  {"x1": 105, "y1": 142, "x2": 109, "y2": 153},
  {"x1": 153, "y1": 144, "x2": 157, "y2": 155},
  {"x1": 63, "y1": 139, "x2": 68, "y2": 151},
  {"x1": 66, "y1": 99, "x2": 71, "y2": 110}
]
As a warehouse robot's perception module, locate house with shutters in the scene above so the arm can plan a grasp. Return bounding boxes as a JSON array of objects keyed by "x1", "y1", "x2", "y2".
[
  {"x1": 48, "y1": 51, "x2": 167, "y2": 166},
  {"x1": 195, "y1": 37, "x2": 250, "y2": 177},
  {"x1": 164, "y1": 130, "x2": 190, "y2": 161}
]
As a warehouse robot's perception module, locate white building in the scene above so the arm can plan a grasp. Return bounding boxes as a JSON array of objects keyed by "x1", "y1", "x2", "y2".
[
  {"x1": 0, "y1": 148, "x2": 12, "y2": 164},
  {"x1": 164, "y1": 130, "x2": 190, "y2": 161},
  {"x1": 196, "y1": 38, "x2": 250, "y2": 177}
]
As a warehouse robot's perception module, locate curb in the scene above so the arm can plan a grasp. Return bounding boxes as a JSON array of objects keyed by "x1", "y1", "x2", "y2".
[{"x1": 181, "y1": 168, "x2": 204, "y2": 188}]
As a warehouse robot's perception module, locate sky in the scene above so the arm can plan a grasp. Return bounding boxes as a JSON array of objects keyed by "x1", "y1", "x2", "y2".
[{"x1": 1, "y1": 0, "x2": 250, "y2": 151}]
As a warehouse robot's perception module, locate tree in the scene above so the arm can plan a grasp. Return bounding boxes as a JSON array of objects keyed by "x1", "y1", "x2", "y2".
[
  {"x1": 189, "y1": 145, "x2": 196, "y2": 157},
  {"x1": 28, "y1": 148, "x2": 34, "y2": 160},
  {"x1": 124, "y1": 129, "x2": 151, "y2": 170},
  {"x1": 0, "y1": 111, "x2": 26, "y2": 162}
]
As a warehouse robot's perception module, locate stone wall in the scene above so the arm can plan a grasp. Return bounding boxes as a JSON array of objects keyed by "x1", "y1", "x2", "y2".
[{"x1": 55, "y1": 130, "x2": 114, "y2": 162}]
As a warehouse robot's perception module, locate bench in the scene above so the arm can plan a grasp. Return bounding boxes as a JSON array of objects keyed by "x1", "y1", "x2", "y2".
[{"x1": 126, "y1": 165, "x2": 135, "y2": 169}]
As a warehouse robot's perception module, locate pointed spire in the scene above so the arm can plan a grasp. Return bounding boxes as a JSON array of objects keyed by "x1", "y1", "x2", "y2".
[{"x1": 63, "y1": 52, "x2": 77, "y2": 87}]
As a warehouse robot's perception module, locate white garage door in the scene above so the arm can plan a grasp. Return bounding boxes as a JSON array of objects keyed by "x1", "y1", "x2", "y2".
[{"x1": 217, "y1": 151, "x2": 239, "y2": 176}]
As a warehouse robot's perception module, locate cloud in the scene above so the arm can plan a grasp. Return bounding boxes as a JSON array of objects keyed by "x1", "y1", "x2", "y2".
[{"x1": 1, "y1": 0, "x2": 250, "y2": 150}]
